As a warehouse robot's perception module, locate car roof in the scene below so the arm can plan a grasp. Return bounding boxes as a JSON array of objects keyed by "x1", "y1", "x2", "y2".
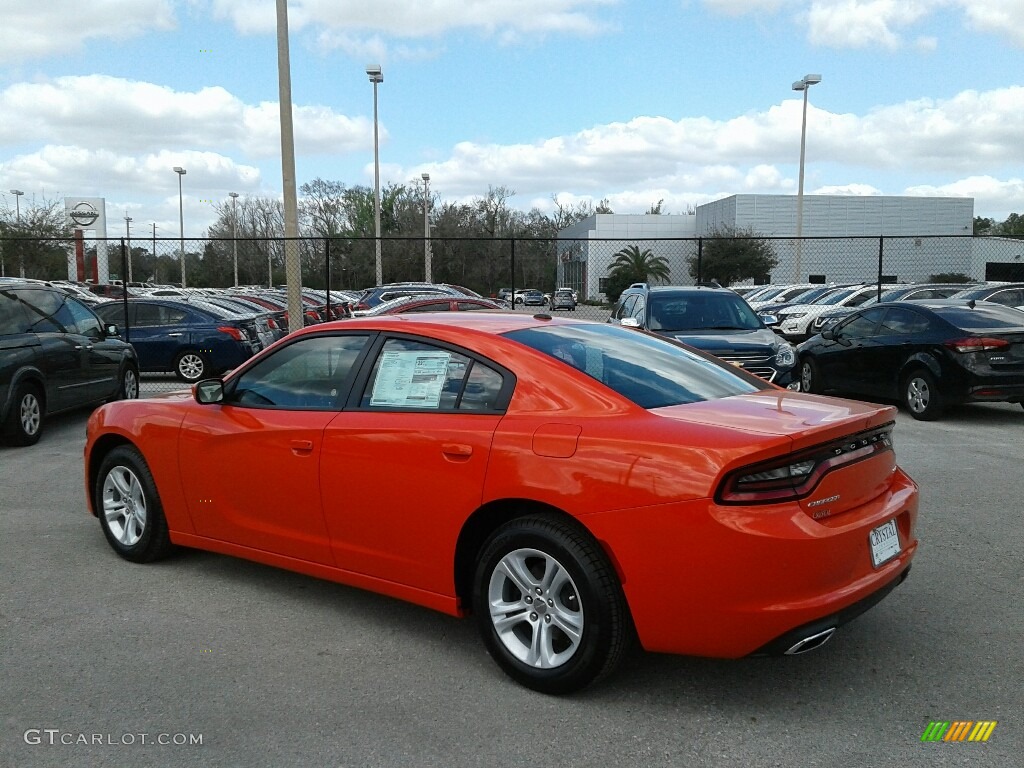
[{"x1": 291, "y1": 310, "x2": 581, "y2": 339}]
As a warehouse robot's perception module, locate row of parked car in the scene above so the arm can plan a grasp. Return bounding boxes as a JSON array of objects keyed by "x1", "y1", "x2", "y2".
[{"x1": 727, "y1": 280, "x2": 1024, "y2": 420}]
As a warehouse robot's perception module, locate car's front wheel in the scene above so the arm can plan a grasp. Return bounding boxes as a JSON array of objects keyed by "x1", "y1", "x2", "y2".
[
  {"x1": 4, "y1": 382, "x2": 44, "y2": 446},
  {"x1": 174, "y1": 350, "x2": 208, "y2": 382},
  {"x1": 902, "y1": 368, "x2": 944, "y2": 420},
  {"x1": 472, "y1": 515, "x2": 631, "y2": 694},
  {"x1": 95, "y1": 446, "x2": 173, "y2": 563}
]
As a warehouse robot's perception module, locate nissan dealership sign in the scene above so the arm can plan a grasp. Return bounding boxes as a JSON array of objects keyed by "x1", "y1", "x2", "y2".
[{"x1": 69, "y1": 201, "x2": 100, "y2": 227}]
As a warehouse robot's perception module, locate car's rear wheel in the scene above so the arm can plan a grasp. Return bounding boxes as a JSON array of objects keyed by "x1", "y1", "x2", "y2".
[
  {"x1": 174, "y1": 351, "x2": 208, "y2": 382},
  {"x1": 472, "y1": 515, "x2": 631, "y2": 694},
  {"x1": 902, "y1": 368, "x2": 944, "y2": 421},
  {"x1": 116, "y1": 365, "x2": 139, "y2": 400},
  {"x1": 800, "y1": 357, "x2": 821, "y2": 393},
  {"x1": 4, "y1": 382, "x2": 44, "y2": 446},
  {"x1": 95, "y1": 446, "x2": 173, "y2": 563}
]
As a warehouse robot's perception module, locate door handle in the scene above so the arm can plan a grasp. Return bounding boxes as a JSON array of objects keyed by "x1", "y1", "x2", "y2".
[
  {"x1": 74, "y1": 344, "x2": 94, "y2": 350},
  {"x1": 290, "y1": 439, "x2": 314, "y2": 455},
  {"x1": 168, "y1": 332, "x2": 183, "y2": 337},
  {"x1": 442, "y1": 443, "x2": 473, "y2": 459}
]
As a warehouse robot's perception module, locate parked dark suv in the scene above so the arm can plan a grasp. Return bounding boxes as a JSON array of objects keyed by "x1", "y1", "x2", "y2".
[
  {"x1": 1, "y1": 283, "x2": 138, "y2": 445},
  {"x1": 609, "y1": 284, "x2": 799, "y2": 387}
]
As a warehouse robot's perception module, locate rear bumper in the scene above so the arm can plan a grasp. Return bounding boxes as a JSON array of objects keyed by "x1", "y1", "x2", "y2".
[{"x1": 583, "y1": 466, "x2": 919, "y2": 658}]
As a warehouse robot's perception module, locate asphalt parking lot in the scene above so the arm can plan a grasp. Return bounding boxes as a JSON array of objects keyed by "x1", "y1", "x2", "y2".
[{"x1": 1, "y1": 388, "x2": 1022, "y2": 768}]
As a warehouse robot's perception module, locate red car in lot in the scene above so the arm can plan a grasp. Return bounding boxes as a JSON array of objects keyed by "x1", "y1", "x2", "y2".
[{"x1": 84, "y1": 313, "x2": 918, "y2": 693}]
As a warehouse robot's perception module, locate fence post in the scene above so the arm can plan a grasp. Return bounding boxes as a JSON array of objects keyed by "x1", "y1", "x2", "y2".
[
  {"x1": 120, "y1": 239, "x2": 130, "y2": 343},
  {"x1": 876, "y1": 236, "x2": 884, "y2": 299},
  {"x1": 510, "y1": 237, "x2": 516, "y2": 307},
  {"x1": 325, "y1": 237, "x2": 332, "y2": 318},
  {"x1": 697, "y1": 238, "x2": 703, "y2": 284}
]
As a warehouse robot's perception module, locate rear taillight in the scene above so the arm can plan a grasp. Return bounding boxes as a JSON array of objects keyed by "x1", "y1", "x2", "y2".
[
  {"x1": 717, "y1": 425, "x2": 894, "y2": 505},
  {"x1": 356, "y1": 302, "x2": 370, "y2": 311},
  {"x1": 945, "y1": 337, "x2": 1010, "y2": 353},
  {"x1": 267, "y1": 317, "x2": 278, "y2": 329},
  {"x1": 217, "y1": 326, "x2": 244, "y2": 341}
]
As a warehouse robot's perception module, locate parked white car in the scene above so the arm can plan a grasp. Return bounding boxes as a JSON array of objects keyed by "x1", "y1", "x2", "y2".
[{"x1": 775, "y1": 284, "x2": 896, "y2": 340}]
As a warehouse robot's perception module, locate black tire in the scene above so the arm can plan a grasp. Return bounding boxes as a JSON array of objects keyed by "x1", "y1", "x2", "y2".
[
  {"x1": 472, "y1": 514, "x2": 631, "y2": 694},
  {"x1": 800, "y1": 356, "x2": 822, "y2": 394},
  {"x1": 902, "y1": 368, "x2": 944, "y2": 421},
  {"x1": 115, "y1": 364, "x2": 140, "y2": 400},
  {"x1": 3, "y1": 382, "x2": 45, "y2": 446},
  {"x1": 94, "y1": 445, "x2": 174, "y2": 563},
  {"x1": 173, "y1": 350, "x2": 208, "y2": 382}
]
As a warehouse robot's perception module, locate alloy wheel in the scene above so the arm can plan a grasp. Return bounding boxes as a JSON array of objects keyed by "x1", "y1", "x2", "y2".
[{"x1": 102, "y1": 466, "x2": 148, "y2": 547}]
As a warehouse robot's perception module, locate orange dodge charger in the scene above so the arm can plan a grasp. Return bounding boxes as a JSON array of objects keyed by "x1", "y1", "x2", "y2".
[{"x1": 84, "y1": 312, "x2": 918, "y2": 693}]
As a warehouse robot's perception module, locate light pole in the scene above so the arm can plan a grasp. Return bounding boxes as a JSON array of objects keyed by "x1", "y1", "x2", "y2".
[
  {"x1": 173, "y1": 167, "x2": 187, "y2": 288},
  {"x1": 421, "y1": 173, "x2": 431, "y2": 282},
  {"x1": 10, "y1": 189, "x2": 24, "y2": 277},
  {"x1": 124, "y1": 212, "x2": 133, "y2": 283},
  {"x1": 229, "y1": 192, "x2": 240, "y2": 287},
  {"x1": 367, "y1": 65, "x2": 383, "y2": 285},
  {"x1": 791, "y1": 74, "x2": 821, "y2": 282}
]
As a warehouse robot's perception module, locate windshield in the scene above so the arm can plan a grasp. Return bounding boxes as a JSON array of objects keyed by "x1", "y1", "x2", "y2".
[
  {"x1": 648, "y1": 294, "x2": 763, "y2": 332},
  {"x1": 817, "y1": 287, "x2": 859, "y2": 305},
  {"x1": 504, "y1": 323, "x2": 762, "y2": 409}
]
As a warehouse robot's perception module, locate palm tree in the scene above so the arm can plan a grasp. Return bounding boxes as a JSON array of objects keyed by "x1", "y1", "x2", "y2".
[{"x1": 609, "y1": 244, "x2": 671, "y2": 285}]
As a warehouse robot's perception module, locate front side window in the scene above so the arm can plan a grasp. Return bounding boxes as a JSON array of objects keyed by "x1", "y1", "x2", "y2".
[
  {"x1": 505, "y1": 323, "x2": 762, "y2": 409},
  {"x1": 63, "y1": 297, "x2": 104, "y2": 338},
  {"x1": 360, "y1": 338, "x2": 508, "y2": 412},
  {"x1": 837, "y1": 307, "x2": 886, "y2": 338},
  {"x1": 229, "y1": 334, "x2": 371, "y2": 409}
]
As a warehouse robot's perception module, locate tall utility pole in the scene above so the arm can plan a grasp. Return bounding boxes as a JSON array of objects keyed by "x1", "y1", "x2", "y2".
[
  {"x1": 367, "y1": 65, "x2": 384, "y2": 285},
  {"x1": 229, "y1": 192, "x2": 240, "y2": 287},
  {"x1": 124, "y1": 212, "x2": 133, "y2": 282},
  {"x1": 275, "y1": 0, "x2": 304, "y2": 330},
  {"x1": 422, "y1": 173, "x2": 431, "y2": 282},
  {"x1": 791, "y1": 73, "x2": 822, "y2": 282},
  {"x1": 173, "y1": 166, "x2": 187, "y2": 287},
  {"x1": 151, "y1": 223, "x2": 158, "y2": 282},
  {"x1": 10, "y1": 189, "x2": 24, "y2": 277}
]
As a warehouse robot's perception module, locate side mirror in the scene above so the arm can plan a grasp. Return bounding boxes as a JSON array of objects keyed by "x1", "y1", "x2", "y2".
[
  {"x1": 821, "y1": 329, "x2": 836, "y2": 341},
  {"x1": 620, "y1": 317, "x2": 641, "y2": 328},
  {"x1": 194, "y1": 378, "x2": 225, "y2": 404}
]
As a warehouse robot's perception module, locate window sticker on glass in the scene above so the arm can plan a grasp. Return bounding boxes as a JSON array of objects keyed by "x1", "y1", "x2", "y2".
[{"x1": 370, "y1": 350, "x2": 452, "y2": 407}]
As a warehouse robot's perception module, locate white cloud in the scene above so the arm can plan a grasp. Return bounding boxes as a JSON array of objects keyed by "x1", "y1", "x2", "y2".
[
  {"x1": 904, "y1": 175, "x2": 1024, "y2": 219},
  {"x1": 701, "y1": 0, "x2": 800, "y2": 16},
  {"x1": 0, "y1": 76, "x2": 372, "y2": 158},
  {"x1": 805, "y1": 0, "x2": 935, "y2": 49},
  {"x1": 955, "y1": 0, "x2": 1024, "y2": 46},
  {"x1": 208, "y1": 0, "x2": 617, "y2": 41},
  {"x1": 0, "y1": 0, "x2": 176, "y2": 63}
]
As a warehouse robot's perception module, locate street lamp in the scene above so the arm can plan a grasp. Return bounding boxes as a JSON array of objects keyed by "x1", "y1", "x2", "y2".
[
  {"x1": 173, "y1": 167, "x2": 187, "y2": 288},
  {"x1": 791, "y1": 73, "x2": 821, "y2": 282},
  {"x1": 421, "y1": 173, "x2": 431, "y2": 282},
  {"x1": 228, "y1": 192, "x2": 240, "y2": 287},
  {"x1": 124, "y1": 212, "x2": 133, "y2": 282},
  {"x1": 10, "y1": 189, "x2": 24, "y2": 277},
  {"x1": 367, "y1": 64, "x2": 383, "y2": 285}
]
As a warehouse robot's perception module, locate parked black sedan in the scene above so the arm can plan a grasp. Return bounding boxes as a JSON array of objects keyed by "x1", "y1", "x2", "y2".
[{"x1": 797, "y1": 300, "x2": 1024, "y2": 420}]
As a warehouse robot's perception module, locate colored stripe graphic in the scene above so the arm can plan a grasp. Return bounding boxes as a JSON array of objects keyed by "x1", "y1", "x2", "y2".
[{"x1": 921, "y1": 721, "x2": 996, "y2": 742}]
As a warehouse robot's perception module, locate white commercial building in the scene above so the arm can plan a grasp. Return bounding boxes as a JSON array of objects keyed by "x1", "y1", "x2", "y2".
[{"x1": 557, "y1": 195, "x2": 999, "y2": 300}]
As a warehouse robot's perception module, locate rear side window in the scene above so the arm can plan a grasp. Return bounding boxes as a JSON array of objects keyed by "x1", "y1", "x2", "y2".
[
  {"x1": 506, "y1": 324, "x2": 762, "y2": 409},
  {"x1": 135, "y1": 304, "x2": 189, "y2": 326},
  {"x1": 15, "y1": 288, "x2": 71, "y2": 333},
  {"x1": 0, "y1": 290, "x2": 30, "y2": 334},
  {"x1": 360, "y1": 338, "x2": 508, "y2": 412}
]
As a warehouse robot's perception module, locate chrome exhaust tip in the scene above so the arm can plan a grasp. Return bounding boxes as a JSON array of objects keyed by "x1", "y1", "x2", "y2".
[{"x1": 784, "y1": 627, "x2": 836, "y2": 655}]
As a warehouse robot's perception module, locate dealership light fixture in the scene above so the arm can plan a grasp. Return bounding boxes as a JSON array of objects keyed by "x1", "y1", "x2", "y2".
[{"x1": 792, "y1": 74, "x2": 822, "y2": 283}]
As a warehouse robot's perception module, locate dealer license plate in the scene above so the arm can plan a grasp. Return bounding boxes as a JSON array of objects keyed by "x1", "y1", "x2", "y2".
[{"x1": 869, "y1": 519, "x2": 901, "y2": 568}]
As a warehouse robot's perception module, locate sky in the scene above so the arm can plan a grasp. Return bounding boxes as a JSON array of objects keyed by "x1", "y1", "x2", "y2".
[{"x1": 1, "y1": 0, "x2": 1022, "y2": 239}]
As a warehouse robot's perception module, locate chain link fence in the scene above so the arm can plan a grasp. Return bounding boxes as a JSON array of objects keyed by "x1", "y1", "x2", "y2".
[{"x1": 3, "y1": 233, "x2": 1022, "y2": 393}]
